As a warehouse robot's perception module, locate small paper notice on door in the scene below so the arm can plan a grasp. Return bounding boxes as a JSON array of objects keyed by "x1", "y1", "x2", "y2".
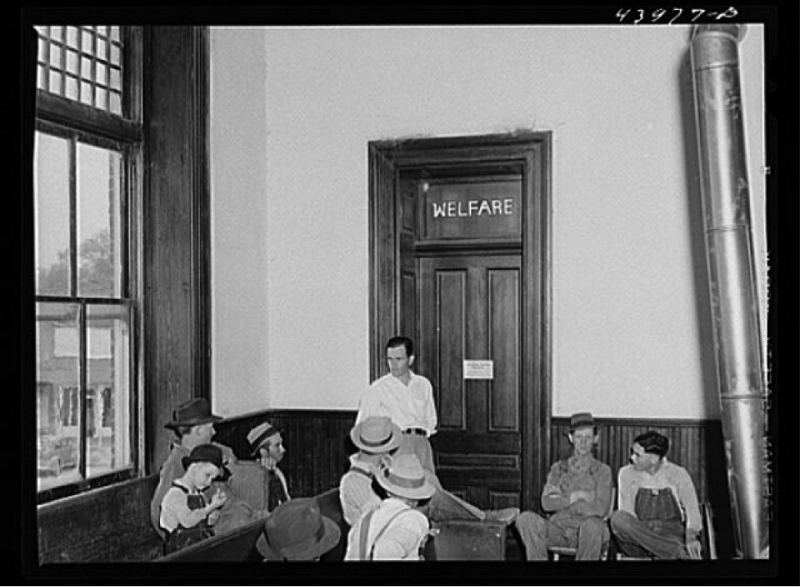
[{"x1": 463, "y1": 360, "x2": 494, "y2": 379}]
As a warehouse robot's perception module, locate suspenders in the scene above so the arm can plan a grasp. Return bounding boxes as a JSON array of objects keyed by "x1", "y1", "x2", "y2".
[{"x1": 358, "y1": 507, "x2": 415, "y2": 560}]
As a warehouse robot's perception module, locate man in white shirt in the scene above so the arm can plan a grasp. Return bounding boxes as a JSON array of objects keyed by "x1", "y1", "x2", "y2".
[{"x1": 356, "y1": 336, "x2": 518, "y2": 525}]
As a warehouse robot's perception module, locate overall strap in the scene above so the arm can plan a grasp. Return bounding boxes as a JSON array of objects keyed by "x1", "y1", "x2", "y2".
[
  {"x1": 358, "y1": 509, "x2": 377, "y2": 561},
  {"x1": 367, "y1": 509, "x2": 416, "y2": 561}
]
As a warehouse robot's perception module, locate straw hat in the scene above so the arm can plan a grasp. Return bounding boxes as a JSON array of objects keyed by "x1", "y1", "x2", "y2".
[
  {"x1": 246, "y1": 421, "x2": 281, "y2": 457},
  {"x1": 350, "y1": 417, "x2": 402, "y2": 454},
  {"x1": 375, "y1": 454, "x2": 436, "y2": 501}
]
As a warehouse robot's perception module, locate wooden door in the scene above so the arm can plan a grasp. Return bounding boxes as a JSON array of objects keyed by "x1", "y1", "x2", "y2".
[
  {"x1": 419, "y1": 253, "x2": 523, "y2": 510},
  {"x1": 369, "y1": 133, "x2": 552, "y2": 511}
]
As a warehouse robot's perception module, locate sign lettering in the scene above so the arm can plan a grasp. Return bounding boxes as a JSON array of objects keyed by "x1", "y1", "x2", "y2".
[{"x1": 432, "y1": 198, "x2": 514, "y2": 219}]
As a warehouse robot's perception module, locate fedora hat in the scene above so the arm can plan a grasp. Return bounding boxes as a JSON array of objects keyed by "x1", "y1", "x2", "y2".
[
  {"x1": 569, "y1": 412, "x2": 596, "y2": 432},
  {"x1": 350, "y1": 417, "x2": 402, "y2": 454},
  {"x1": 180, "y1": 443, "x2": 227, "y2": 472},
  {"x1": 247, "y1": 421, "x2": 281, "y2": 457},
  {"x1": 264, "y1": 497, "x2": 341, "y2": 561},
  {"x1": 375, "y1": 454, "x2": 436, "y2": 501},
  {"x1": 165, "y1": 397, "x2": 222, "y2": 430}
]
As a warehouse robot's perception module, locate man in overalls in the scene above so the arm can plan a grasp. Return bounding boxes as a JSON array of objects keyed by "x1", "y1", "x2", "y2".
[{"x1": 609, "y1": 430, "x2": 703, "y2": 559}]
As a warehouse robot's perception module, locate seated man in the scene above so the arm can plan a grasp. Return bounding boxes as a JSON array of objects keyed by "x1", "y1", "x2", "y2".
[
  {"x1": 516, "y1": 412, "x2": 613, "y2": 560},
  {"x1": 609, "y1": 430, "x2": 703, "y2": 559},
  {"x1": 340, "y1": 416, "x2": 519, "y2": 526},
  {"x1": 227, "y1": 421, "x2": 291, "y2": 516},
  {"x1": 150, "y1": 398, "x2": 256, "y2": 538},
  {"x1": 344, "y1": 454, "x2": 436, "y2": 560}
]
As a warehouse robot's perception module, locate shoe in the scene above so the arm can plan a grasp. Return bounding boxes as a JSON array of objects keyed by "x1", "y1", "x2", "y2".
[{"x1": 482, "y1": 507, "x2": 520, "y2": 524}]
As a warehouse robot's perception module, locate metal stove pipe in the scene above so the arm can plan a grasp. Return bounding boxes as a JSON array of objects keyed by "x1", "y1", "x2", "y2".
[{"x1": 689, "y1": 23, "x2": 768, "y2": 559}]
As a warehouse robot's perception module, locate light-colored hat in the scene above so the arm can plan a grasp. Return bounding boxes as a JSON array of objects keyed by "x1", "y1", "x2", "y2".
[
  {"x1": 264, "y1": 497, "x2": 341, "y2": 561},
  {"x1": 350, "y1": 417, "x2": 402, "y2": 454},
  {"x1": 375, "y1": 454, "x2": 436, "y2": 501},
  {"x1": 247, "y1": 421, "x2": 281, "y2": 457}
]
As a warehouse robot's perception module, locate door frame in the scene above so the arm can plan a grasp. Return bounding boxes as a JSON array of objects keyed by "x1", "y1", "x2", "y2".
[{"x1": 368, "y1": 132, "x2": 552, "y2": 509}]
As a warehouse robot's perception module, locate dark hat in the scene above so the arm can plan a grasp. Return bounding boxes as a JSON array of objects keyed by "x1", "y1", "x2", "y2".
[
  {"x1": 165, "y1": 398, "x2": 223, "y2": 430},
  {"x1": 180, "y1": 443, "x2": 226, "y2": 471},
  {"x1": 569, "y1": 412, "x2": 596, "y2": 431},
  {"x1": 375, "y1": 454, "x2": 436, "y2": 501},
  {"x1": 350, "y1": 417, "x2": 402, "y2": 454},
  {"x1": 264, "y1": 498, "x2": 341, "y2": 561},
  {"x1": 246, "y1": 421, "x2": 281, "y2": 457}
]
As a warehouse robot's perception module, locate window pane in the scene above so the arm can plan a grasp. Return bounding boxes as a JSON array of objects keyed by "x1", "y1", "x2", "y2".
[
  {"x1": 35, "y1": 132, "x2": 71, "y2": 296},
  {"x1": 86, "y1": 304, "x2": 132, "y2": 477},
  {"x1": 77, "y1": 143, "x2": 122, "y2": 297},
  {"x1": 36, "y1": 25, "x2": 129, "y2": 117},
  {"x1": 36, "y1": 302, "x2": 82, "y2": 492}
]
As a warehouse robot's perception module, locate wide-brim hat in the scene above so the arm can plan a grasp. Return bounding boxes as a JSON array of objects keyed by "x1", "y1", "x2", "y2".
[
  {"x1": 180, "y1": 443, "x2": 228, "y2": 475},
  {"x1": 375, "y1": 454, "x2": 436, "y2": 501},
  {"x1": 350, "y1": 417, "x2": 402, "y2": 454},
  {"x1": 264, "y1": 497, "x2": 341, "y2": 561},
  {"x1": 247, "y1": 421, "x2": 281, "y2": 457},
  {"x1": 569, "y1": 411, "x2": 596, "y2": 432},
  {"x1": 165, "y1": 397, "x2": 223, "y2": 430}
]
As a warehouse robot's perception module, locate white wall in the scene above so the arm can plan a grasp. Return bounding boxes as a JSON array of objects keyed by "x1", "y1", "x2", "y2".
[{"x1": 210, "y1": 25, "x2": 766, "y2": 420}]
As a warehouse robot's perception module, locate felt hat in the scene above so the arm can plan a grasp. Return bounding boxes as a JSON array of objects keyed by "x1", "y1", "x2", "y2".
[
  {"x1": 180, "y1": 443, "x2": 226, "y2": 472},
  {"x1": 246, "y1": 421, "x2": 281, "y2": 457},
  {"x1": 264, "y1": 497, "x2": 341, "y2": 561},
  {"x1": 569, "y1": 412, "x2": 596, "y2": 432},
  {"x1": 375, "y1": 454, "x2": 436, "y2": 501},
  {"x1": 350, "y1": 417, "x2": 402, "y2": 454},
  {"x1": 165, "y1": 398, "x2": 222, "y2": 430}
]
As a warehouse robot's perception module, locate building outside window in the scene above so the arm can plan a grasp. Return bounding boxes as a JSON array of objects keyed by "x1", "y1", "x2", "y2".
[{"x1": 33, "y1": 25, "x2": 142, "y2": 500}]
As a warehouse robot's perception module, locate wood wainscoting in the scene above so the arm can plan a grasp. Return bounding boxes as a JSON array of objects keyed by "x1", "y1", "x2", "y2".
[{"x1": 35, "y1": 411, "x2": 734, "y2": 563}]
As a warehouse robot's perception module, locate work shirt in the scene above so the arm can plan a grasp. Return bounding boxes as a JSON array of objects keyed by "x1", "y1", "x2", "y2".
[
  {"x1": 541, "y1": 454, "x2": 613, "y2": 526},
  {"x1": 345, "y1": 498, "x2": 429, "y2": 561},
  {"x1": 339, "y1": 454, "x2": 381, "y2": 526},
  {"x1": 356, "y1": 372, "x2": 437, "y2": 436},
  {"x1": 617, "y1": 458, "x2": 702, "y2": 535}
]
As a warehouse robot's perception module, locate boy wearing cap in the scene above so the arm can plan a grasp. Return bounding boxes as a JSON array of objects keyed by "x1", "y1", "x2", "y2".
[
  {"x1": 345, "y1": 454, "x2": 436, "y2": 561},
  {"x1": 159, "y1": 444, "x2": 231, "y2": 554},
  {"x1": 609, "y1": 430, "x2": 702, "y2": 559},
  {"x1": 150, "y1": 398, "x2": 256, "y2": 538},
  {"x1": 516, "y1": 412, "x2": 613, "y2": 560},
  {"x1": 263, "y1": 497, "x2": 341, "y2": 561}
]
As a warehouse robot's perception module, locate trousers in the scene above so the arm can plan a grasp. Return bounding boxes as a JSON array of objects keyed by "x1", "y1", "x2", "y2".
[
  {"x1": 609, "y1": 487, "x2": 689, "y2": 559},
  {"x1": 516, "y1": 511, "x2": 609, "y2": 560}
]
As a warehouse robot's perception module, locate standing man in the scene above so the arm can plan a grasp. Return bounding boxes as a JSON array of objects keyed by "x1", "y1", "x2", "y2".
[
  {"x1": 516, "y1": 412, "x2": 613, "y2": 560},
  {"x1": 609, "y1": 430, "x2": 703, "y2": 559},
  {"x1": 356, "y1": 337, "x2": 518, "y2": 524},
  {"x1": 357, "y1": 336, "x2": 437, "y2": 474}
]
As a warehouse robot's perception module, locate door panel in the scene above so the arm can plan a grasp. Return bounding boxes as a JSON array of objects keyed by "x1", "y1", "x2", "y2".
[{"x1": 420, "y1": 254, "x2": 522, "y2": 510}]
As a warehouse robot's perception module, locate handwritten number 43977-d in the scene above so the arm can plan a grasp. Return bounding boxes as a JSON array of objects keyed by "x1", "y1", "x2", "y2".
[{"x1": 616, "y1": 7, "x2": 738, "y2": 25}]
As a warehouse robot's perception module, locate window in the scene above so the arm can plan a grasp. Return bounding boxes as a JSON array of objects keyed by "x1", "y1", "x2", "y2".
[{"x1": 34, "y1": 26, "x2": 141, "y2": 500}]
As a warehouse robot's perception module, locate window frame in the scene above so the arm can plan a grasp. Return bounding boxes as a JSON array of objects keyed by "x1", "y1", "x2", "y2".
[{"x1": 34, "y1": 25, "x2": 144, "y2": 504}]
